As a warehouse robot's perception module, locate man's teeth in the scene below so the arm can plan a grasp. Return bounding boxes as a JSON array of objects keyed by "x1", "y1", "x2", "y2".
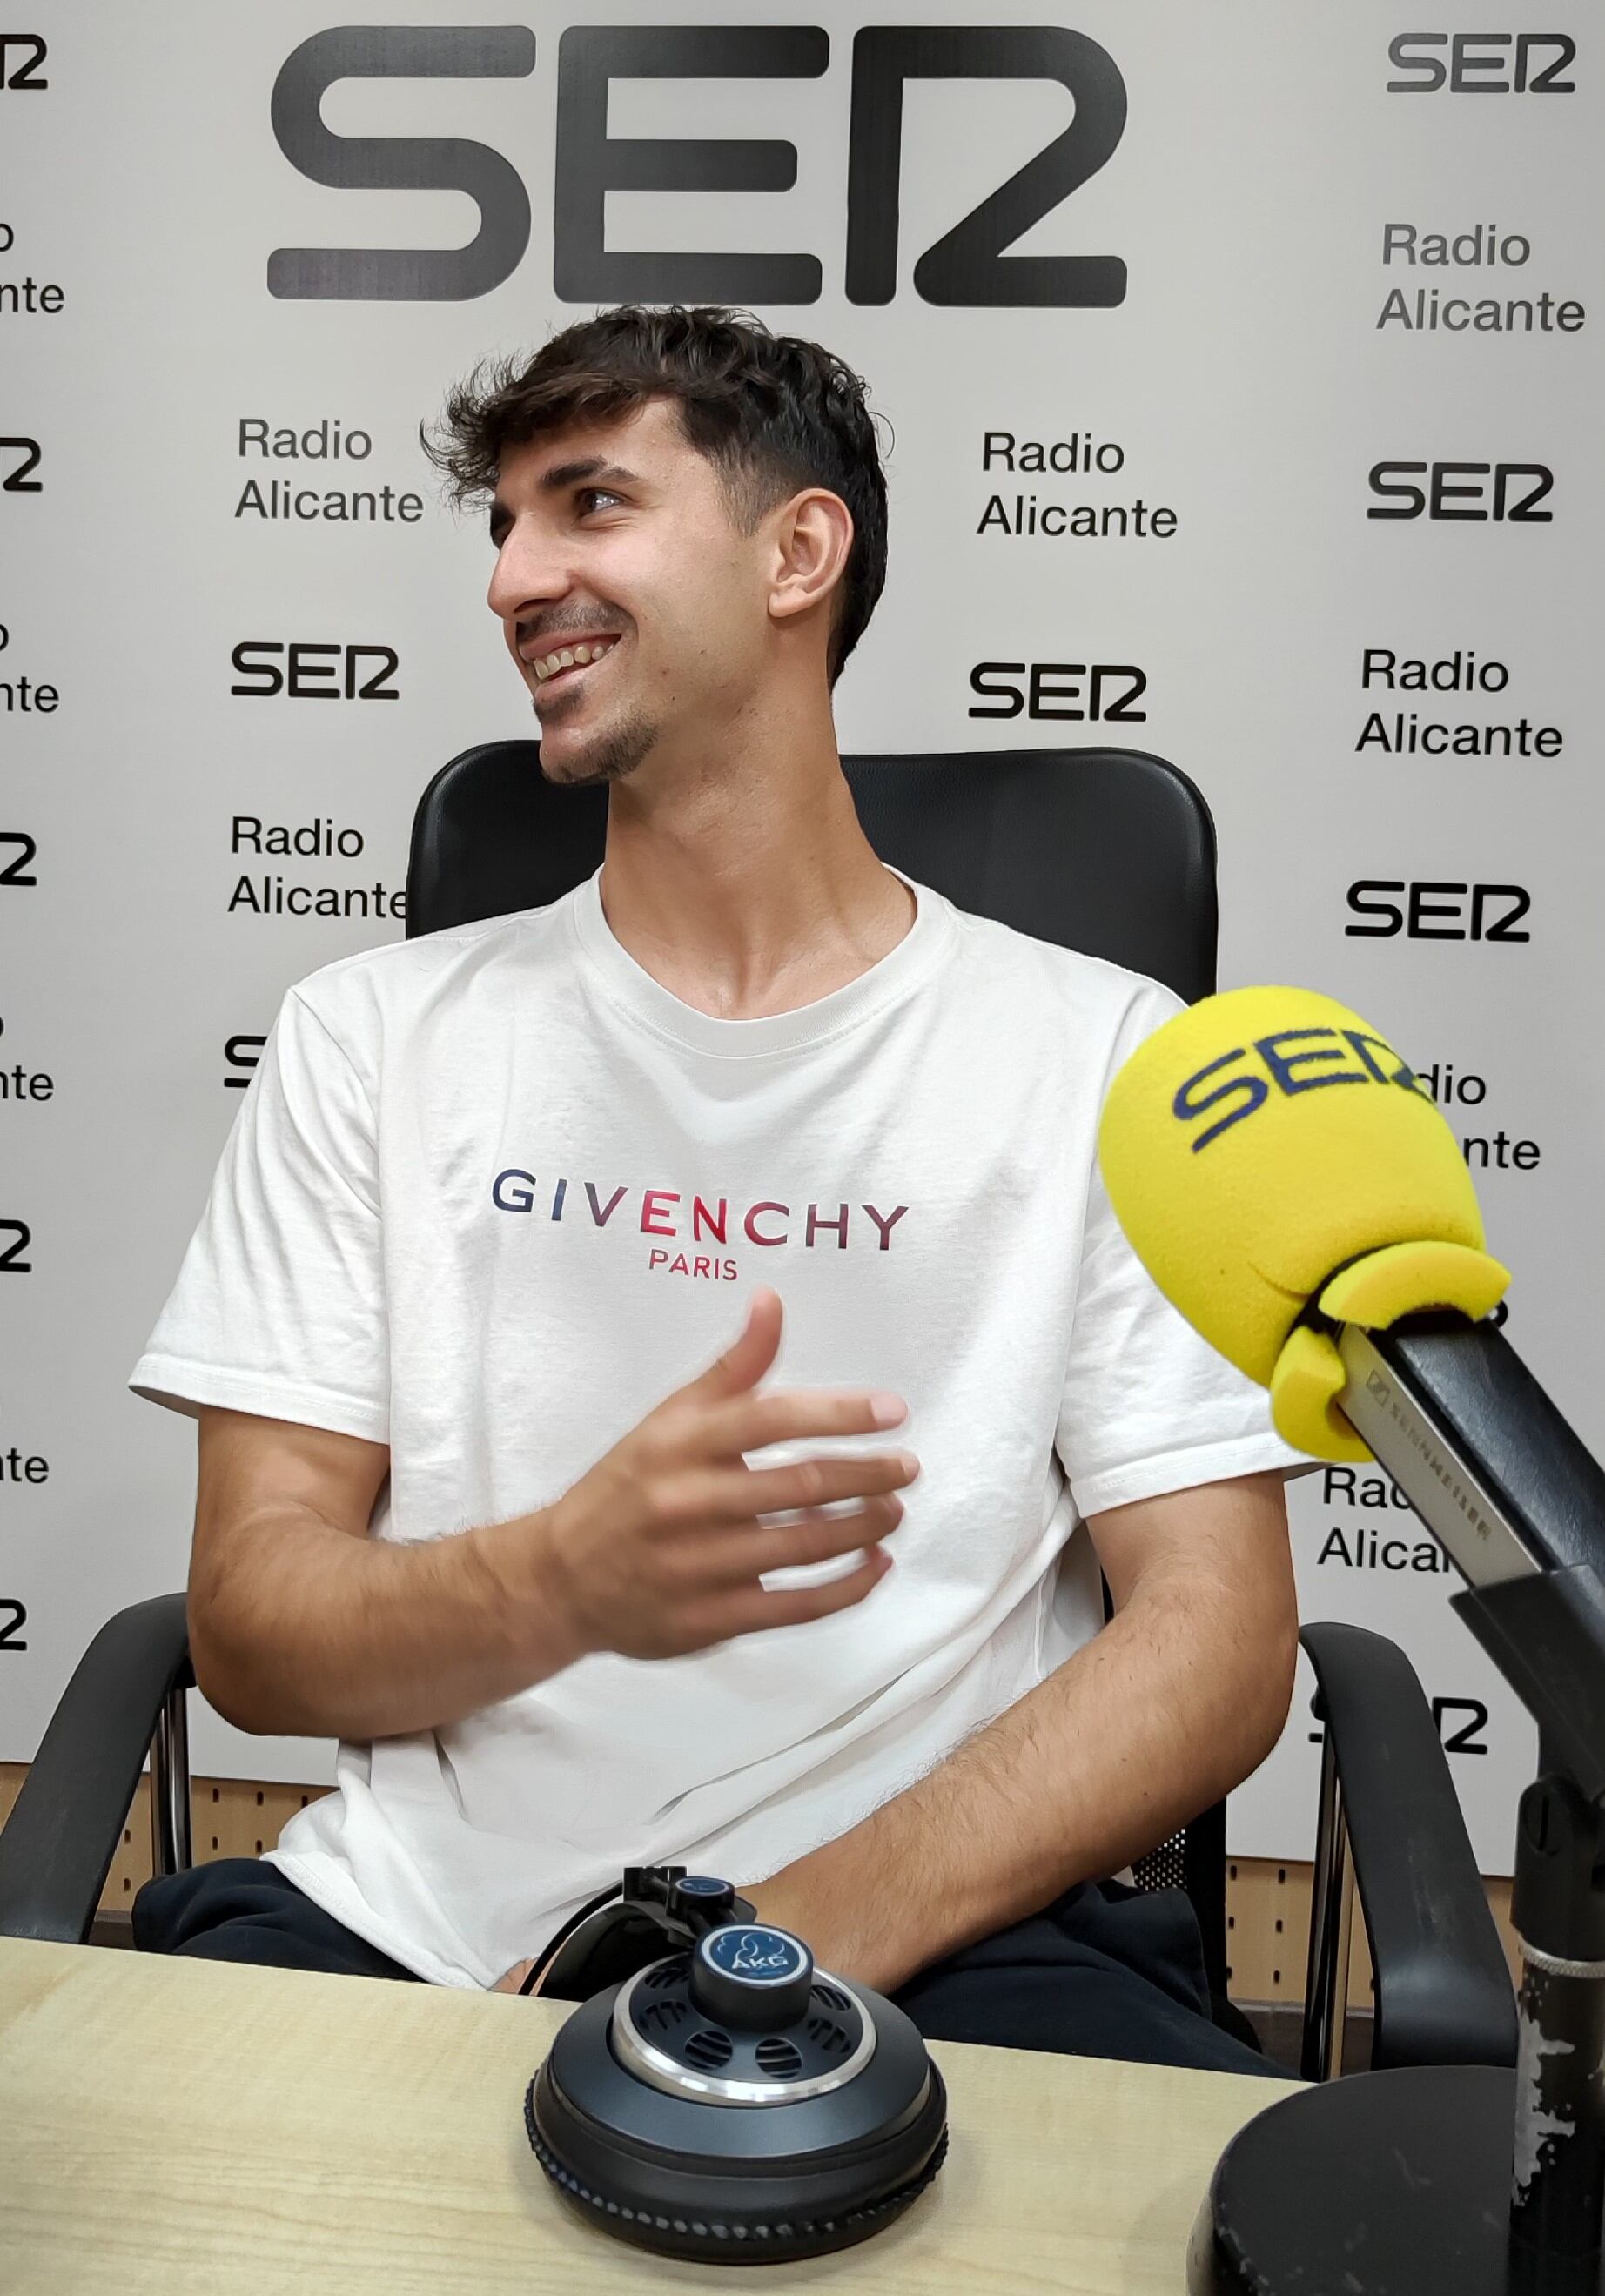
[{"x1": 533, "y1": 637, "x2": 619, "y2": 682}]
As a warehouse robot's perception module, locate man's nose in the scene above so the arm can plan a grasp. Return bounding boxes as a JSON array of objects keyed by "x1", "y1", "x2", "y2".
[{"x1": 487, "y1": 531, "x2": 569, "y2": 621}]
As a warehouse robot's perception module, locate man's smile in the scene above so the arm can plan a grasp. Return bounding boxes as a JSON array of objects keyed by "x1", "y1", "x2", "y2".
[{"x1": 524, "y1": 633, "x2": 623, "y2": 697}]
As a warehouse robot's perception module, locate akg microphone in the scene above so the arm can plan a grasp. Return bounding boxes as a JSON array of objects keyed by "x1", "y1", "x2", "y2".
[
  {"x1": 520, "y1": 1865, "x2": 949, "y2": 2266},
  {"x1": 1097, "y1": 984, "x2": 1605, "y2": 2296}
]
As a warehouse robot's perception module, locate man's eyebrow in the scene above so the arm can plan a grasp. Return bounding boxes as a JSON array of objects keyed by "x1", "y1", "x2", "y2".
[
  {"x1": 487, "y1": 460, "x2": 643, "y2": 533},
  {"x1": 540, "y1": 458, "x2": 642, "y2": 494}
]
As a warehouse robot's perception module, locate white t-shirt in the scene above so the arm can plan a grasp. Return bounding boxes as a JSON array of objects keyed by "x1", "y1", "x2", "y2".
[{"x1": 129, "y1": 859, "x2": 1309, "y2": 1988}]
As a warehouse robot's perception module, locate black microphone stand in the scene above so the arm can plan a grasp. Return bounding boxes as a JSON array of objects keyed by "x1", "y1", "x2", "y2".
[{"x1": 1193, "y1": 1306, "x2": 1605, "y2": 2296}]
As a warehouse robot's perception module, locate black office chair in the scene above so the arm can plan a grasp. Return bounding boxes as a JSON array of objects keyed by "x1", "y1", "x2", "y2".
[{"x1": 0, "y1": 742, "x2": 1517, "y2": 2082}]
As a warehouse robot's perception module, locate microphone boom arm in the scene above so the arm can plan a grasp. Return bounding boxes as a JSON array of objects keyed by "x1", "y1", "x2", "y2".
[{"x1": 1332, "y1": 1308, "x2": 1605, "y2": 2267}]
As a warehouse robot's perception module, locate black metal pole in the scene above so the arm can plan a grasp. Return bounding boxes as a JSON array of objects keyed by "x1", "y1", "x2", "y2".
[{"x1": 1506, "y1": 1773, "x2": 1605, "y2": 2281}]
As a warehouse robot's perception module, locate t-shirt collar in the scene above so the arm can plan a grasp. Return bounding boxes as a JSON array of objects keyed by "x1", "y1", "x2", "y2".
[{"x1": 568, "y1": 857, "x2": 952, "y2": 1057}]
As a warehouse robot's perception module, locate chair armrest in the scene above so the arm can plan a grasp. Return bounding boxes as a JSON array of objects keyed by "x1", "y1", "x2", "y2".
[
  {"x1": 0, "y1": 1593, "x2": 192, "y2": 1944},
  {"x1": 1299, "y1": 1621, "x2": 1516, "y2": 2070}
]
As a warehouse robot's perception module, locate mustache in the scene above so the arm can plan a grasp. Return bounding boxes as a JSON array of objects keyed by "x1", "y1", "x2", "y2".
[{"x1": 520, "y1": 606, "x2": 634, "y2": 652}]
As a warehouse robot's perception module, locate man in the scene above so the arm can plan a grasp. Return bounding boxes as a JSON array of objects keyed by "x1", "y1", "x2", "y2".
[{"x1": 129, "y1": 305, "x2": 1309, "y2": 2077}]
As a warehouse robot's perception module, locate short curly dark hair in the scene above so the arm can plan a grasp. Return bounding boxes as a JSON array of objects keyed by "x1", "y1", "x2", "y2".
[{"x1": 419, "y1": 305, "x2": 890, "y2": 688}]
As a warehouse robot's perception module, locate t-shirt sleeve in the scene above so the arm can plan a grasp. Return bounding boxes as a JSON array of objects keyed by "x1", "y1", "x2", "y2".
[
  {"x1": 1054, "y1": 977, "x2": 1317, "y2": 1520},
  {"x1": 128, "y1": 985, "x2": 389, "y2": 1445}
]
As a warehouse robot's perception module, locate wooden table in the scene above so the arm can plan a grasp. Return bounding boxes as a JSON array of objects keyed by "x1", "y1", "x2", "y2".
[{"x1": 1, "y1": 1936, "x2": 1292, "y2": 2292}]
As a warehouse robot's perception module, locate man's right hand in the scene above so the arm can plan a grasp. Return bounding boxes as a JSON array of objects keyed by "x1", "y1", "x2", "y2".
[{"x1": 538, "y1": 1286, "x2": 919, "y2": 1662}]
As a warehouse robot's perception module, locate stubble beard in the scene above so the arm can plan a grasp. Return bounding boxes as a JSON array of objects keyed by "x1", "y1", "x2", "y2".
[{"x1": 537, "y1": 702, "x2": 659, "y2": 788}]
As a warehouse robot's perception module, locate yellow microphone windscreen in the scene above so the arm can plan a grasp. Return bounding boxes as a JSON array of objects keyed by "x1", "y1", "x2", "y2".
[{"x1": 1096, "y1": 986, "x2": 1497, "y2": 1391}]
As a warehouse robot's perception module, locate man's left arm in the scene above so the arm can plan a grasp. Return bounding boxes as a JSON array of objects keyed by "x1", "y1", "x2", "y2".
[{"x1": 741, "y1": 1468, "x2": 1299, "y2": 1996}]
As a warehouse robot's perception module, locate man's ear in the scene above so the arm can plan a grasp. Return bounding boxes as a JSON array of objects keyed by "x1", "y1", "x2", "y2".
[{"x1": 768, "y1": 487, "x2": 854, "y2": 634}]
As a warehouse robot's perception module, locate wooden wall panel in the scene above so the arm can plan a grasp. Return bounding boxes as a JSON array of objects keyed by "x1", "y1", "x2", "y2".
[{"x1": 1, "y1": 1762, "x2": 1521, "y2": 2009}]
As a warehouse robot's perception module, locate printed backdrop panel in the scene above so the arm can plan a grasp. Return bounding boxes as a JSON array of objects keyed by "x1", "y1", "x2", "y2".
[{"x1": 3, "y1": 3, "x2": 1599, "y2": 1872}]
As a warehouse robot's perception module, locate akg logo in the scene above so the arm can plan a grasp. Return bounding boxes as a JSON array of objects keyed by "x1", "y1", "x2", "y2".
[
  {"x1": 1386, "y1": 33, "x2": 1575, "y2": 94},
  {"x1": 727, "y1": 1931, "x2": 794, "y2": 1974},
  {"x1": 1173, "y1": 1027, "x2": 1426, "y2": 1155},
  {"x1": 230, "y1": 642, "x2": 400, "y2": 701},
  {"x1": 269, "y1": 24, "x2": 1128, "y2": 305},
  {"x1": 1368, "y1": 463, "x2": 1553, "y2": 522}
]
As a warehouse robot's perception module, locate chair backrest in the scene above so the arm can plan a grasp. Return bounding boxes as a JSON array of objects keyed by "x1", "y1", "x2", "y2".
[
  {"x1": 407, "y1": 741, "x2": 1218, "y2": 1004},
  {"x1": 405, "y1": 740, "x2": 1235, "y2": 2017}
]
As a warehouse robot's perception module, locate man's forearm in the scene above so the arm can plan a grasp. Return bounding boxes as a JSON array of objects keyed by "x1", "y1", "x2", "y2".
[
  {"x1": 744, "y1": 1571, "x2": 1298, "y2": 1995},
  {"x1": 190, "y1": 1505, "x2": 587, "y2": 1741}
]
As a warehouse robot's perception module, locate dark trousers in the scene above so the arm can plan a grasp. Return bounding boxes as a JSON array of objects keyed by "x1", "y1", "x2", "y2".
[{"x1": 131, "y1": 1856, "x2": 1290, "y2": 2081}]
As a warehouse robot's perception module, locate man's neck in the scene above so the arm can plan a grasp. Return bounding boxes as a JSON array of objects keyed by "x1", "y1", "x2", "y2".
[{"x1": 596, "y1": 771, "x2": 917, "y2": 1024}]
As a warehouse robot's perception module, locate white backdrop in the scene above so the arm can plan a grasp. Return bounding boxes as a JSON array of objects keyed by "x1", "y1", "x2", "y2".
[{"x1": 3, "y1": 2, "x2": 1601, "y2": 1875}]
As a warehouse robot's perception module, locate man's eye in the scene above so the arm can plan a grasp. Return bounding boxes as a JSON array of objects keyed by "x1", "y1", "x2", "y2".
[{"x1": 578, "y1": 488, "x2": 622, "y2": 514}]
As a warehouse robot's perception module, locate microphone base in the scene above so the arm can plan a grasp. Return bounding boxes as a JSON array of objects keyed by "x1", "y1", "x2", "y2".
[{"x1": 1188, "y1": 2064, "x2": 1605, "y2": 2296}]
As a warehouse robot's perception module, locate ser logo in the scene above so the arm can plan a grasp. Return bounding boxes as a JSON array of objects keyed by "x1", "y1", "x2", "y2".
[
  {"x1": 1172, "y1": 1025, "x2": 1425, "y2": 1155},
  {"x1": 1345, "y1": 882, "x2": 1531, "y2": 942},
  {"x1": 0, "y1": 437, "x2": 42, "y2": 492},
  {"x1": 230, "y1": 642, "x2": 400, "y2": 700},
  {"x1": 225, "y1": 1037, "x2": 266, "y2": 1091},
  {"x1": 0, "y1": 34, "x2": 46, "y2": 88},
  {"x1": 1368, "y1": 463, "x2": 1553, "y2": 522},
  {"x1": 269, "y1": 23, "x2": 1128, "y2": 306},
  {"x1": 968, "y1": 661, "x2": 1147, "y2": 722},
  {"x1": 1311, "y1": 1692, "x2": 1488, "y2": 1756},
  {"x1": 1387, "y1": 33, "x2": 1575, "y2": 93}
]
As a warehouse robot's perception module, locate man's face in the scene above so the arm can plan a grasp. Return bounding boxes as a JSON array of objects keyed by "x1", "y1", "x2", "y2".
[{"x1": 486, "y1": 396, "x2": 776, "y2": 787}]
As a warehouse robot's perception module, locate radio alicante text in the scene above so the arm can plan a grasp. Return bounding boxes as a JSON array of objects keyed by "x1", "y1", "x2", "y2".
[
  {"x1": 1355, "y1": 647, "x2": 1561, "y2": 755},
  {"x1": 1376, "y1": 222, "x2": 1583, "y2": 330},
  {"x1": 236, "y1": 416, "x2": 417, "y2": 519},
  {"x1": 235, "y1": 481, "x2": 421, "y2": 524},
  {"x1": 239, "y1": 420, "x2": 372, "y2": 459},
  {"x1": 976, "y1": 426, "x2": 1177, "y2": 536},
  {"x1": 0, "y1": 275, "x2": 64, "y2": 316},
  {"x1": 1356, "y1": 714, "x2": 1560, "y2": 756},
  {"x1": 232, "y1": 816, "x2": 366, "y2": 857},
  {"x1": 0, "y1": 673, "x2": 57, "y2": 712},
  {"x1": 229, "y1": 876, "x2": 404, "y2": 918},
  {"x1": 977, "y1": 496, "x2": 1176, "y2": 539},
  {"x1": 1377, "y1": 289, "x2": 1582, "y2": 334},
  {"x1": 1387, "y1": 1058, "x2": 1535, "y2": 1173},
  {"x1": 0, "y1": 1064, "x2": 51, "y2": 1102}
]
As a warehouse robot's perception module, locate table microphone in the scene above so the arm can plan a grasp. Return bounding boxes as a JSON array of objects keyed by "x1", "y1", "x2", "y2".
[
  {"x1": 1098, "y1": 985, "x2": 1605, "y2": 2296},
  {"x1": 520, "y1": 1865, "x2": 949, "y2": 2266}
]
